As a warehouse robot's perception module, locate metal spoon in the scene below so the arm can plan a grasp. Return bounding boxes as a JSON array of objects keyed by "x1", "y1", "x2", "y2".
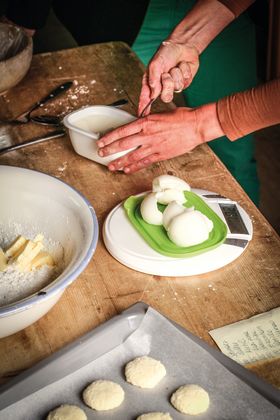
[
  {"x1": 0, "y1": 81, "x2": 73, "y2": 125},
  {"x1": 30, "y1": 98, "x2": 129, "y2": 126}
]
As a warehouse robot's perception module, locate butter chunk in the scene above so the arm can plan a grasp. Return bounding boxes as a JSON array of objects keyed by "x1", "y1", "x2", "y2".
[
  {"x1": 34, "y1": 233, "x2": 44, "y2": 243},
  {"x1": 30, "y1": 251, "x2": 55, "y2": 270},
  {"x1": 0, "y1": 248, "x2": 7, "y2": 272},
  {"x1": 5, "y1": 235, "x2": 27, "y2": 258},
  {"x1": 15, "y1": 240, "x2": 44, "y2": 272}
]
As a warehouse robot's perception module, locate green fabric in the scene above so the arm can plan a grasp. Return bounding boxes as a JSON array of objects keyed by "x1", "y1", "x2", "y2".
[
  {"x1": 124, "y1": 192, "x2": 227, "y2": 258},
  {"x1": 132, "y1": 0, "x2": 259, "y2": 205}
]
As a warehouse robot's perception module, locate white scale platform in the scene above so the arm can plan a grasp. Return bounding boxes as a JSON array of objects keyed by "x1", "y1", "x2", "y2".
[{"x1": 103, "y1": 189, "x2": 253, "y2": 276}]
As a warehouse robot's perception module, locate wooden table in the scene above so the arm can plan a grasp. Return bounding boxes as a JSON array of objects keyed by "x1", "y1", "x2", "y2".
[{"x1": 0, "y1": 43, "x2": 280, "y2": 389}]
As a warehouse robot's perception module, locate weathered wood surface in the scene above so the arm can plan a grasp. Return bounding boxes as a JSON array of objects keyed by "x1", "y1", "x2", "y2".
[{"x1": 0, "y1": 43, "x2": 279, "y2": 389}]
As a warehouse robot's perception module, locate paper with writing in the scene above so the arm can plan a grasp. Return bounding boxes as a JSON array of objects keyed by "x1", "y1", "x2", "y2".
[{"x1": 209, "y1": 307, "x2": 280, "y2": 365}]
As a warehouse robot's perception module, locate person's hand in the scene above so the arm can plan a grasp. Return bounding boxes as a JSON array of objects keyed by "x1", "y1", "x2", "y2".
[
  {"x1": 138, "y1": 40, "x2": 199, "y2": 116},
  {"x1": 97, "y1": 103, "x2": 224, "y2": 174}
]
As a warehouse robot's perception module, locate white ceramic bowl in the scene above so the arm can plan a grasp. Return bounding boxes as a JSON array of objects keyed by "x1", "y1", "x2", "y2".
[
  {"x1": 0, "y1": 165, "x2": 98, "y2": 338},
  {"x1": 63, "y1": 105, "x2": 136, "y2": 165}
]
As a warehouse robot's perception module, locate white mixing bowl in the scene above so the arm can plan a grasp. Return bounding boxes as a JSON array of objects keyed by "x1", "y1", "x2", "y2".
[
  {"x1": 0, "y1": 165, "x2": 98, "y2": 338},
  {"x1": 63, "y1": 105, "x2": 136, "y2": 165}
]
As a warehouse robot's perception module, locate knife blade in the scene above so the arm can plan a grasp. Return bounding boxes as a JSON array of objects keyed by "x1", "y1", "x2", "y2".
[{"x1": 0, "y1": 129, "x2": 66, "y2": 155}]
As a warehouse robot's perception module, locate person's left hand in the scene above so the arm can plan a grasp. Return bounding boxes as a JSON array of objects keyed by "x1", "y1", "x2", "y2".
[{"x1": 97, "y1": 107, "x2": 205, "y2": 173}]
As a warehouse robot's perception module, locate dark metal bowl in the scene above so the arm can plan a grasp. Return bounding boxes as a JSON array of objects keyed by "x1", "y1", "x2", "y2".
[{"x1": 0, "y1": 23, "x2": 33, "y2": 95}]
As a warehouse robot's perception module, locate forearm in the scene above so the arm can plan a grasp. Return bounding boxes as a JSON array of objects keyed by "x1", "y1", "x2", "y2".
[
  {"x1": 195, "y1": 102, "x2": 224, "y2": 143},
  {"x1": 217, "y1": 79, "x2": 280, "y2": 140},
  {"x1": 167, "y1": 0, "x2": 235, "y2": 54}
]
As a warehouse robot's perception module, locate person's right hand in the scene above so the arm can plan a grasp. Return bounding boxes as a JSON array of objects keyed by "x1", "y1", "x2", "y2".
[{"x1": 138, "y1": 40, "x2": 199, "y2": 116}]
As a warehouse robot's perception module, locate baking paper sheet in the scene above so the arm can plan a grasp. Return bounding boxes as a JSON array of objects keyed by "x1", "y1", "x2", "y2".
[{"x1": 1, "y1": 307, "x2": 279, "y2": 419}]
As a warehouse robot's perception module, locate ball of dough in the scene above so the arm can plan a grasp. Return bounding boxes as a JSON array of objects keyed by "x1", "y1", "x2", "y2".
[
  {"x1": 163, "y1": 201, "x2": 188, "y2": 230},
  {"x1": 167, "y1": 210, "x2": 213, "y2": 247},
  {"x1": 170, "y1": 384, "x2": 210, "y2": 415},
  {"x1": 136, "y1": 412, "x2": 172, "y2": 420},
  {"x1": 46, "y1": 404, "x2": 87, "y2": 420},
  {"x1": 152, "y1": 174, "x2": 190, "y2": 193},
  {"x1": 156, "y1": 189, "x2": 186, "y2": 205},
  {"x1": 82, "y1": 380, "x2": 124, "y2": 411},
  {"x1": 140, "y1": 192, "x2": 163, "y2": 225},
  {"x1": 125, "y1": 356, "x2": 166, "y2": 388}
]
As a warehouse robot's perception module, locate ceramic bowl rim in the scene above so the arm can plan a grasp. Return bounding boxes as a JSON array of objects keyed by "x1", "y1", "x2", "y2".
[{"x1": 0, "y1": 165, "x2": 99, "y2": 318}]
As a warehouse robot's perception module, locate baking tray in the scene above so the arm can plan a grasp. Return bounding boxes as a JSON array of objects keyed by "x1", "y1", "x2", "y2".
[{"x1": 0, "y1": 302, "x2": 279, "y2": 419}]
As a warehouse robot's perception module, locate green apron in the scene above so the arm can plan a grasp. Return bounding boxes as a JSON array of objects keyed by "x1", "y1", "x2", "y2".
[{"x1": 133, "y1": 0, "x2": 259, "y2": 204}]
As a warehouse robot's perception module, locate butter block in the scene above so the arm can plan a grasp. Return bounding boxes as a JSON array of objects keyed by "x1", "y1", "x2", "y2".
[
  {"x1": 5, "y1": 236, "x2": 27, "y2": 258},
  {"x1": 30, "y1": 251, "x2": 55, "y2": 270},
  {"x1": 16, "y1": 240, "x2": 44, "y2": 271},
  {"x1": 0, "y1": 248, "x2": 7, "y2": 271}
]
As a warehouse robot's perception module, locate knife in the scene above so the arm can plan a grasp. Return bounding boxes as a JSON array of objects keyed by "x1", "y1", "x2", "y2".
[{"x1": 0, "y1": 129, "x2": 66, "y2": 155}]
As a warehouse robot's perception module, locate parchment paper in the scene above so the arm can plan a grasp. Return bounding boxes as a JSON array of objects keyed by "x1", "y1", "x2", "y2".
[{"x1": 1, "y1": 307, "x2": 279, "y2": 419}]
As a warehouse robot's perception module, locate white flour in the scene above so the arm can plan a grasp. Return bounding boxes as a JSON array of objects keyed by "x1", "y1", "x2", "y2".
[{"x1": 0, "y1": 222, "x2": 65, "y2": 307}]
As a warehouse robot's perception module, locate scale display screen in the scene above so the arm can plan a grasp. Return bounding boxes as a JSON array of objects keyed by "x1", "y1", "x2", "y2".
[{"x1": 219, "y1": 203, "x2": 249, "y2": 235}]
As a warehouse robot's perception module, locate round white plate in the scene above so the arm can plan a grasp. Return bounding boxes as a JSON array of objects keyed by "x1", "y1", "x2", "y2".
[{"x1": 103, "y1": 189, "x2": 252, "y2": 276}]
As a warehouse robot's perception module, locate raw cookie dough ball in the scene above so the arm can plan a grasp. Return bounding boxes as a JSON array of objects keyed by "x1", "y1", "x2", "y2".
[
  {"x1": 46, "y1": 404, "x2": 87, "y2": 420},
  {"x1": 83, "y1": 380, "x2": 124, "y2": 411},
  {"x1": 136, "y1": 412, "x2": 173, "y2": 420},
  {"x1": 170, "y1": 384, "x2": 209, "y2": 415},
  {"x1": 125, "y1": 356, "x2": 166, "y2": 388}
]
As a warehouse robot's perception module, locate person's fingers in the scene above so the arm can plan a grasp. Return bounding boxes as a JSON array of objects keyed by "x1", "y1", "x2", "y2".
[
  {"x1": 123, "y1": 153, "x2": 160, "y2": 174},
  {"x1": 108, "y1": 145, "x2": 153, "y2": 171},
  {"x1": 161, "y1": 72, "x2": 175, "y2": 103},
  {"x1": 178, "y1": 61, "x2": 192, "y2": 83},
  {"x1": 138, "y1": 73, "x2": 152, "y2": 117},
  {"x1": 148, "y1": 58, "x2": 164, "y2": 100},
  {"x1": 99, "y1": 132, "x2": 145, "y2": 157},
  {"x1": 97, "y1": 119, "x2": 144, "y2": 149},
  {"x1": 169, "y1": 67, "x2": 184, "y2": 92}
]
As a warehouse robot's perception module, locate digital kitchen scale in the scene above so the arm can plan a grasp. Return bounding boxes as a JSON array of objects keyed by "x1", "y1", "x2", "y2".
[{"x1": 103, "y1": 188, "x2": 253, "y2": 276}]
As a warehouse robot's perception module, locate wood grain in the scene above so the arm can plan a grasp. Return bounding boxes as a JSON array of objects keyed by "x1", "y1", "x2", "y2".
[{"x1": 0, "y1": 43, "x2": 279, "y2": 389}]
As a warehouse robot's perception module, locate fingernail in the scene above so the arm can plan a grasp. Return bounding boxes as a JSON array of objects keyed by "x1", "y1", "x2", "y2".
[
  {"x1": 124, "y1": 167, "x2": 130, "y2": 173},
  {"x1": 98, "y1": 150, "x2": 104, "y2": 157},
  {"x1": 109, "y1": 164, "x2": 115, "y2": 171},
  {"x1": 98, "y1": 141, "x2": 104, "y2": 147}
]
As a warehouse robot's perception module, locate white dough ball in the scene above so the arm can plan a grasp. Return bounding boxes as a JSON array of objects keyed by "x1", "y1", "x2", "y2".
[
  {"x1": 152, "y1": 174, "x2": 190, "y2": 192},
  {"x1": 171, "y1": 384, "x2": 210, "y2": 415},
  {"x1": 46, "y1": 404, "x2": 87, "y2": 420},
  {"x1": 82, "y1": 380, "x2": 124, "y2": 411},
  {"x1": 140, "y1": 193, "x2": 163, "y2": 225},
  {"x1": 136, "y1": 413, "x2": 173, "y2": 420},
  {"x1": 125, "y1": 356, "x2": 166, "y2": 388},
  {"x1": 156, "y1": 189, "x2": 186, "y2": 205},
  {"x1": 162, "y1": 201, "x2": 186, "y2": 230},
  {"x1": 167, "y1": 210, "x2": 213, "y2": 247}
]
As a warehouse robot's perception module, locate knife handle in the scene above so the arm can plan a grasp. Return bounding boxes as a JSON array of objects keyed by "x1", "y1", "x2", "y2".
[
  {"x1": 16, "y1": 82, "x2": 73, "y2": 120},
  {"x1": 34, "y1": 81, "x2": 73, "y2": 109}
]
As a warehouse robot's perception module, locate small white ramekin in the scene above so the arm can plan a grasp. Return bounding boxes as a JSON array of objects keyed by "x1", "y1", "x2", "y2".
[{"x1": 63, "y1": 105, "x2": 136, "y2": 165}]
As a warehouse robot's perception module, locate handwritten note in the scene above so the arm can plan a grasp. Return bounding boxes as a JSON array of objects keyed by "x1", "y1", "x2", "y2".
[{"x1": 209, "y1": 307, "x2": 280, "y2": 365}]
